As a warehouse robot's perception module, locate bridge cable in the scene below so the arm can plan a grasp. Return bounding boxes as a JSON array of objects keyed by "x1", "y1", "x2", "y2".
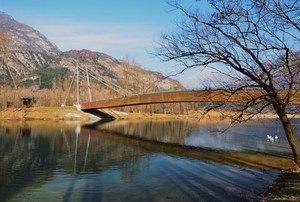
[
  {"x1": 62, "y1": 71, "x2": 76, "y2": 106},
  {"x1": 77, "y1": 66, "x2": 131, "y2": 97},
  {"x1": 85, "y1": 66, "x2": 92, "y2": 102},
  {"x1": 63, "y1": 65, "x2": 133, "y2": 106}
]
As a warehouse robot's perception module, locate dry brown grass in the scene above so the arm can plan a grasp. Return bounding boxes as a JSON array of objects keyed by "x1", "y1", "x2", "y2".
[
  {"x1": 1, "y1": 107, "x2": 299, "y2": 121},
  {"x1": 111, "y1": 109, "x2": 300, "y2": 121},
  {"x1": 0, "y1": 106, "x2": 99, "y2": 120}
]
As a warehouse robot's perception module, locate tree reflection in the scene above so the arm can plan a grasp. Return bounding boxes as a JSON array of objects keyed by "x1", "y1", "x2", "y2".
[
  {"x1": 21, "y1": 127, "x2": 31, "y2": 137},
  {"x1": 0, "y1": 120, "x2": 148, "y2": 200}
]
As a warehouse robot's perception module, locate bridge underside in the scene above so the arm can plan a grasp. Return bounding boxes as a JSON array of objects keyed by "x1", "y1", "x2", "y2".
[
  {"x1": 82, "y1": 109, "x2": 116, "y2": 120},
  {"x1": 81, "y1": 90, "x2": 300, "y2": 110}
]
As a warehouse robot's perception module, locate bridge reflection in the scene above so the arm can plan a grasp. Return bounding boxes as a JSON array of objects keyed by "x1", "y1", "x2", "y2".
[{"x1": 82, "y1": 121, "x2": 295, "y2": 171}]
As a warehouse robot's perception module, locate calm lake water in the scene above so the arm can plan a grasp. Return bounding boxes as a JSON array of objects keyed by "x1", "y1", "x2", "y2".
[{"x1": 0, "y1": 118, "x2": 299, "y2": 202}]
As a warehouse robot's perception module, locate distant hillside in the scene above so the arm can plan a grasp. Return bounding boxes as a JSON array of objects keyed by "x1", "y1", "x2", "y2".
[
  {"x1": 0, "y1": 12, "x2": 185, "y2": 95},
  {"x1": 48, "y1": 50, "x2": 185, "y2": 94}
]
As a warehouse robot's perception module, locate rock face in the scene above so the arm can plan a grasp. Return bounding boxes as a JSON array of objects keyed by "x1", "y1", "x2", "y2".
[
  {"x1": 0, "y1": 12, "x2": 60, "y2": 75},
  {"x1": 0, "y1": 12, "x2": 185, "y2": 92},
  {"x1": 0, "y1": 12, "x2": 60, "y2": 56}
]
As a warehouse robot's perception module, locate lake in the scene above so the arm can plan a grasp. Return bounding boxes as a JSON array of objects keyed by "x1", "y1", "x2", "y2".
[{"x1": 0, "y1": 118, "x2": 299, "y2": 201}]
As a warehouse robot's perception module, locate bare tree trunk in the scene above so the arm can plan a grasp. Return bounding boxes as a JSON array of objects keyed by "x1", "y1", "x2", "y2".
[{"x1": 277, "y1": 109, "x2": 300, "y2": 168}]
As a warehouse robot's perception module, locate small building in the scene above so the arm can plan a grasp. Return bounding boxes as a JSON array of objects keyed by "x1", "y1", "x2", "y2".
[{"x1": 21, "y1": 96, "x2": 33, "y2": 108}]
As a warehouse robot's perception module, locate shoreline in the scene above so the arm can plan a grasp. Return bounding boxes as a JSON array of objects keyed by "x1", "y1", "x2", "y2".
[
  {"x1": 0, "y1": 106, "x2": 99, "y2": 121},
  {"x1": 107, "y1": 109, "x2": 300, "y2": 120},
  {"x1": 261, "y1": 169, "x2": 300, "y2": 201},
  {"x1": 1, "y1": 106, "x2": 300, "y2": 121}
]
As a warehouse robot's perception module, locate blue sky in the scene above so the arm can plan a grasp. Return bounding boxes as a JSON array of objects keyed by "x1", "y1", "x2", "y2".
[{"x1": 0, "y1": 0, "x2": 212, "y2": 89}]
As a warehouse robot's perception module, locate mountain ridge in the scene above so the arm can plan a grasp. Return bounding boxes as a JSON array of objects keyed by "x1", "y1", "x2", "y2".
[
  {"x1": 0, "y1": 11, "x2": 60, "y2": 56},
  {"x1": 0, "y1": 11, "x2": 185, "y2": 96}
]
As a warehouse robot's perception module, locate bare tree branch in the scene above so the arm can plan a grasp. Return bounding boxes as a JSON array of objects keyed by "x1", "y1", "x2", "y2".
[{"x1": 156, "y1": 0, "x2": 300, "y2": 168}]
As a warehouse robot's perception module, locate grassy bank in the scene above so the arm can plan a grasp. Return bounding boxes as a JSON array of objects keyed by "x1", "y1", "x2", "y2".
[
  {"x1": 0, "y1": 106, "x2": 99, "y2": 120},
  {"x1": 109, "y1": 109, "x2": 300, "y2": 120}
]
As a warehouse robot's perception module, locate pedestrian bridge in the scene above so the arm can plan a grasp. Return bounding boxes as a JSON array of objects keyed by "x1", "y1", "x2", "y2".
[{"x1": 81, "y1": 89, "x2": 300, "y2": 110}]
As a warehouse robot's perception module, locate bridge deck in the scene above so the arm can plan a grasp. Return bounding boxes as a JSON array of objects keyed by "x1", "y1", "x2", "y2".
[{"x1": 81, "y1": 90, "x2": 300, "y2": 110}]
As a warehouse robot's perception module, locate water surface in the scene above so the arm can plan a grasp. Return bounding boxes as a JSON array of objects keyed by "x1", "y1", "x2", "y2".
[{"x1": 0, "y1": 119, "x2": 298, "y2": 201}]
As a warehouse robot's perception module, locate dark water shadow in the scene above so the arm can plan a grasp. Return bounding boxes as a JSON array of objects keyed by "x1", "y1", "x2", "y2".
[
  {"x1": 82, "y1": 109, "x2": 116, "y2": 120},
  {"x1": 81, "y1": 118, "x2": 115, "y2": 129}
]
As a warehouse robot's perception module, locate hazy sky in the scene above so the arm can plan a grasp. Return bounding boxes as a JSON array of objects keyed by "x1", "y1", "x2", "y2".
[{"x1": 0, "y1": 0, "x2": 212, "y2": 89}]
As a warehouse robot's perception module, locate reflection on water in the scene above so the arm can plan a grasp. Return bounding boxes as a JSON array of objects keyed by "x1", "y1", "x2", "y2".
[
  {"x1": 93, "y1": 119, "x2": 300, "y2": 154},
  {"x1": 0, "y1": 119, "x2": 297, "y2": 201}
]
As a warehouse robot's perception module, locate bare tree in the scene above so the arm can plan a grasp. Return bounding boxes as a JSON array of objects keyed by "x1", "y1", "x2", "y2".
[{"x1": 156, "y1": 0, "x2": 300, "y2": 168}]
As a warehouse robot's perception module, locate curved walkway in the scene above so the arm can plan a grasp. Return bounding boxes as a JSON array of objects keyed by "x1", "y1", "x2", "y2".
[{"x1": 81, "y1": 90, "x2": 300, "y2": 110}]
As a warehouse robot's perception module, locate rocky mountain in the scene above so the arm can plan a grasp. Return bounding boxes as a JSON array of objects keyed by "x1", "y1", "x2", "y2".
[
  {"x1": 0, "y1": 12, "x2": 60, "y2": 56},
  {"x1": 0, "y1": 12, "x2": 60, "y2": 76},
  {"x1": 0, "y1": 12, "x2": 185, "y2": 94}
]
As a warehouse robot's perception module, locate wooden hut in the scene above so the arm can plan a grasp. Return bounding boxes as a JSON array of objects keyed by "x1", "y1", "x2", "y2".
[{"x1": 21, "y1": 96, "x2": 33, "y2": 108}]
